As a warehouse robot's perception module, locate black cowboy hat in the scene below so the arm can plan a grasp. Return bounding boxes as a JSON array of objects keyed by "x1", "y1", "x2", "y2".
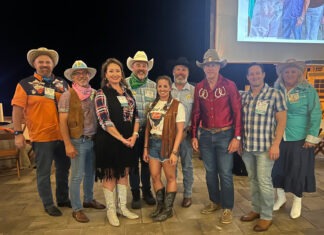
[{"x1": 166, "y1": 56, "x2": 193, "y2": 74}]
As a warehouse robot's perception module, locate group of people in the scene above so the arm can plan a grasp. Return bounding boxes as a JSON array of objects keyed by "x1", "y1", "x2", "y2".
[
  {"x1": 249, "y1": 0, "x2": 324, "y2": 40},
  {"x1": 10, "y1": 47, "x2": 196, "y2": 226},
  {"x1": 10, "y1": 46, "x2": 321, "y2": 232}
]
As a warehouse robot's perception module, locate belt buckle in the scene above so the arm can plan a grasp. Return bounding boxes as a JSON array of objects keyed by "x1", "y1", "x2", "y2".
[{"x1": 210, "y1": 128, "x2": 221, "y2": 134}]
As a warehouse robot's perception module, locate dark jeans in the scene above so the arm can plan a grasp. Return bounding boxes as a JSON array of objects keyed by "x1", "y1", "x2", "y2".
[
  {"x1": 199, "y1": 128, "x2": 234, "y2": 209},
  {"x1": 32, "y1": 140, "x2": 71, "y2": 209},
  {"x1": 129, "y1": 130, "x2": 151, "y2": 192}
]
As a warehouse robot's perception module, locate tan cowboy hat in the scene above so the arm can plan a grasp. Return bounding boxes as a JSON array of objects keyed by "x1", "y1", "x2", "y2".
[
  {"x1": 196, "y1": 49, "x2": 227, "y2": 68},
  {"x1": 276, "y1": 58, "x2": 306, "y2": 75},
  {"x1": 64, "y1": 60, "x2": 97, "y2": 81},
  {"x1": 126, "y1": 51, "x2": 154, "y2": 71},
  {"x1": 27, "y1": 47, "x2": 59, "y2": 68}
]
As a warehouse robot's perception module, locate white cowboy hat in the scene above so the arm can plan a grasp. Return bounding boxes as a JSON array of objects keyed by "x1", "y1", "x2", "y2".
[
  {"x1": 196, "y1": 49, "x2": 227, "y2": 68},
  {"x1": 276, "y1": 58, "x2": 306, "y2": 75},
  {"x1": 64, "y1": 60, "x2": 97, "y2": 81},
  {"x1": 27, "y1": 47, "x2": 59, "y2": 68},
  {"x1": 126, "y1": 51, "x2": 154, "y2": 71}
]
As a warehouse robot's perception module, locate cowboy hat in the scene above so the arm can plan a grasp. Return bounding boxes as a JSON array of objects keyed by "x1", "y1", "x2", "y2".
[
  {"x1": 196, "y1": 49, "x2": 227, "y2": 68},
  {"x1": 64, "y1": 60, "x2": 97, "y2": 81},
  {"x1": 276, "y1": 58, "x2": 306, "y2": 75},
  {"x1": 126, "y1": 51, "x2": 154, "y2": 71},
  {"x1": 27, "y1": 47, "x2": 59, "y2": 68},
  {"x1": 170, "y1": 57, "x2": 191, "y2": 69}
]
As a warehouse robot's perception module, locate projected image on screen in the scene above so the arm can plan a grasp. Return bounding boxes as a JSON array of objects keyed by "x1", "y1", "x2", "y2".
[{"x1": 237, "y1": 0, "x2": 324, "y2": 43}]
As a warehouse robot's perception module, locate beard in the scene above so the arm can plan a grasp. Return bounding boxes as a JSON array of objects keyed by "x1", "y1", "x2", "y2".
[{"x1": 174, "y1": 77, "x2": 187, "y2": 85}]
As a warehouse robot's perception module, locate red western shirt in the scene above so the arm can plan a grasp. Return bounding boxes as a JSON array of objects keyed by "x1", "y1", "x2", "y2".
[{"x1": 191, "y1": 74, "x2": 242, "y2": 138}]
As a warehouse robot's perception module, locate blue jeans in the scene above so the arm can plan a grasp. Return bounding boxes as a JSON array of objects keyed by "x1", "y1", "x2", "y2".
[
  {"x1": 178, "y1": 134, "x2": 194, "y2": 198},
  {"x1": 282, "y1": 18, "x2": 302, "y2": 39},
  {"x1": 199, "y1": 128, "x2": 234, "y2": 209},
  {"x1": 306, "y1": 6, "x2": 324, "y2": 40},
  {"x1": 70, "y1": 138, "x2": 95, "y2": 212},
  {"x1": 32, "y1": 141, "x2": 71, "y2": 209},
  {"x1": 129, "y1": 130, "x2": 152, "y2": 192},
  {"x1": 242, "y1": 151, "x2": 274, "y2": 220}
]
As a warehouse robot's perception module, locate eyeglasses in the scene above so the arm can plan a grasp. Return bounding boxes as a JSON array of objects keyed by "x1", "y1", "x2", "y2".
[{"x1": 72, "y1": 71, "x2": 89, "y2": 76}]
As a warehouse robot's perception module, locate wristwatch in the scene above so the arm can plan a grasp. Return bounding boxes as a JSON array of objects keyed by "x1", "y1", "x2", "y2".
[
  {"x1": 14, "y1": 131, "x2": 24, "y2": 136},
  {"x1": 235, "y1": 136, "x2": 241, "y2": 140}
]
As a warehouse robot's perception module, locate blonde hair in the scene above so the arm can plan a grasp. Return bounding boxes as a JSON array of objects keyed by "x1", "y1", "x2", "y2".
[{"x1": 274, "y1": 65, "x2": 308, "y2": 89}]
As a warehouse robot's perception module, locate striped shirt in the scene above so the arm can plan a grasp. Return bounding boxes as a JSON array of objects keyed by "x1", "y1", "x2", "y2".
[{"x1": 241, "y1": 84, "x2": 287, "y2": 152}]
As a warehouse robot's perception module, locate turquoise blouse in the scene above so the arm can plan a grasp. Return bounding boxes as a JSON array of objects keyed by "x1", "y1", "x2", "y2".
[{"x1": 278, "y1": 82, "x2": 322, "y2": 143}]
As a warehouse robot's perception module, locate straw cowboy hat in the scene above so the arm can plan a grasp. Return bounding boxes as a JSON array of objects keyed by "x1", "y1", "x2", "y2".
[
  {"x1": 276, "y1": 58, "x2": 306, "y2": 75},
  {"x1": 27, "y1": 47, "x2": 59, "y2": 68},
  {"x1": 126, "y1": 51, "x2": 154, "y2": 71},
  {"x1": 196, "y1": 49, "x2": 227, "y2": 68},
  {"x1": 64, "y1": 60, "x2": 97, "y2": 81}
]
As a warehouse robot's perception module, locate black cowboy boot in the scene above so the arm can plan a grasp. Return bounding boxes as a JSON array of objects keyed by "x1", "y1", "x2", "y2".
[
  {"x1": 143, "y1": 188, "x2": 156, "y2": 205},
  {"x1": 150, "y1": 187, "x2": 165, "y2": 218},
  {"x1": 153, "y1": 191, "x2": 176, "y2": 222}
]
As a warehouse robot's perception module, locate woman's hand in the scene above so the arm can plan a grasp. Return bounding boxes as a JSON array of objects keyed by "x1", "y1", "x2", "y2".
[
  {"x1": 303, "y1": 141, "x2": 316, "y2": 149},
  {"x1": 120, "y1": 137, "x2": 132, "y2": 147},
  {"x1": 127, "y1": 135, "x2": 137, "y2": 148},
  {"x1": 143, "y1": 148, "x2": 149, "y2": 163},
  {"x1": 169, "y1": 153, "x2": 178, "y2": 165}
]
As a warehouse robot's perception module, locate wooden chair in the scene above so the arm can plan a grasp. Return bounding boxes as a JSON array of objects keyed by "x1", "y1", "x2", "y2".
[
  {"x1": 0, "y1": 131, "x2": 21, "y2": 179},
  {"x1": 315, "y1": 128, "x2": 324, "y2": 156}
]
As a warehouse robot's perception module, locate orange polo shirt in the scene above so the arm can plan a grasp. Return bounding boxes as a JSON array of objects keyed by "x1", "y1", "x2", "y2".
[{"x1": 11, "y1": 73, "x2": 69, "y2": 142}]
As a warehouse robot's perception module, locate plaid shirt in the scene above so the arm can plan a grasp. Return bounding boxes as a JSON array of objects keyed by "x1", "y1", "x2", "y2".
[
  {"x1": 95, "y1": 87, "x2": 139, "y2": 131},
  {"x1": 241, "y1": 84, "x2": 287, "y2": 152}
]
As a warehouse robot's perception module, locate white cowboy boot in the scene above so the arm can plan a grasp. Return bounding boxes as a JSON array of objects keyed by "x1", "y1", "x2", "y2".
[
  {"x1": 290, "y1": 195, "x2": 302, "y2": 219},
  {"x1": 103, "y1": 187, "x2": 120, "y2": 226},
  {"x1": 273, "y1": 188, "x2": 287, "y2": 211},
  {"x1": 116, "y1": 184, "x2": 139, "y2": 219}
]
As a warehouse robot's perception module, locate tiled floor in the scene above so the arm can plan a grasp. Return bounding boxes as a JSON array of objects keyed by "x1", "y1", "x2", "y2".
[{"x1": 0, "y1": 153, "x2": 324, "y2": 235}]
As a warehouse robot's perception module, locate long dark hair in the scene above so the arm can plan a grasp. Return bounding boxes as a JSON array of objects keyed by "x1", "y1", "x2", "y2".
[
  {"x1": 148, "y1": 75, "x2": 173, "y2": 113},
  {"x1": 100, "y1": 58, "x2": 128, "y2": 89}
]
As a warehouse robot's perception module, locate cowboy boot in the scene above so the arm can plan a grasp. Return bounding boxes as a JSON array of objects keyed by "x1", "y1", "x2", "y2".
[
  {"x1": 150, "y1": 187, "x2": 165, "y2": 218},
  {"x1": 116, "y1": 184, "x2": 139, "y2": 219},
  {"x1": 103, "y1": 187, "x2": 120, "y2": 227},
  {"x1": 153, "y1": 191, "x2": 176, "y2": 222},
  {"x1": 273, "y1": 188, "x2": 286, "y2": 211},
  {"x1": 290, "y1": 195, "x2": 302, "y2": 219}
]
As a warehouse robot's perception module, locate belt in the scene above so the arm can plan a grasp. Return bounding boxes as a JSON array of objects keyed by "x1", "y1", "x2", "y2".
[
  {"x1": 201, "y1": 126, "x2": 232, "y2": 134},
  {"x1": 81, "y1": 135, "x2": 94, "y2": 140},
  {"x1": 150, "y1": 134, "x2": 162, "y2": 139}
]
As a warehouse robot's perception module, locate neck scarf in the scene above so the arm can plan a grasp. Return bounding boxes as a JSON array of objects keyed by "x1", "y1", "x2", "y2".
[
  {"x1": 72, "y1": 83, "x2": 92, "y2": 101},
  {"x1": 129, "y1": 73, "x2": 147, "y2": 89}
]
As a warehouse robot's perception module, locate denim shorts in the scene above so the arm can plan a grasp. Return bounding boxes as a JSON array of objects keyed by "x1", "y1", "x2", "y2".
[{"x1": 149, "y1": 137, "x2": 168, "y2": 163}]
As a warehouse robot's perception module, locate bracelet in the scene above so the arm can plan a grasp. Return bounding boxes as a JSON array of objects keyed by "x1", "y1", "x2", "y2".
[
  {"x1": 172, "y1": 150, "x2": 179, "y2": 156},
  {"x1": 144, "y1": 146, "x2": 148, "y2": 148},
  {"x1": 298, "y1": 16, "x2": 304, "y2": 21},
  {"x1": 133, "y1": 131, "x2": 139, "y2": 138}
]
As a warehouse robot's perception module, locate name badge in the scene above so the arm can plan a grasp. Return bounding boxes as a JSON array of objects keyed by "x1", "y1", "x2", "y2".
[
  {"x1": 44, "y1": 87, "x2": 55, "y2": 99},
  {"x1": 145, "y1": 90, "x2": 154, "y2": 99},
  {"x1": 288, "y1": 93, "x2": 299, "y2": 103},
  {"x1": 255, "y1": 100, "x2": 269, "y2": 115},
  {"x1": 117, "y1": 96, "x2": 128, "y2": 107}
]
